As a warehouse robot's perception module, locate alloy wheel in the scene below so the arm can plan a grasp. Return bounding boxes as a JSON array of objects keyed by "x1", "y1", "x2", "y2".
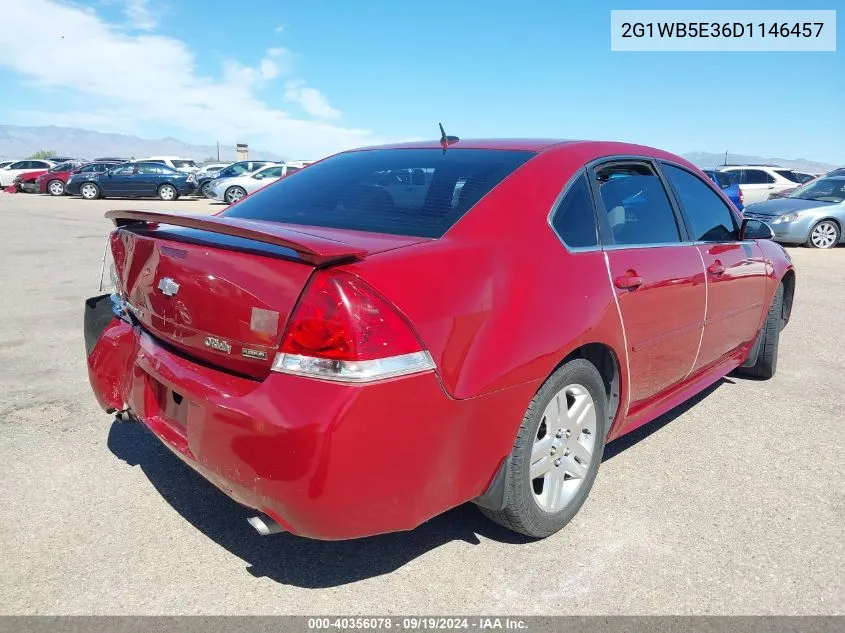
[
  {"x1": 159, "y1": 185, "x2": 176, "y2": 201},
  {"x1": 81, "y1": 183, "x2": 98, "y2": 199},
  {"x1": 810, "y1": 222, "x2": 838, "y2": 249},
  {"x1": 530, "y1": 384, "x2": 597, "y2": 513},
  {"x1": 226, "y1": 187, "x2": 245, "y2": 204},
  {"x1": 49, "y1": 180, "x2": 64, "y2": 196}
]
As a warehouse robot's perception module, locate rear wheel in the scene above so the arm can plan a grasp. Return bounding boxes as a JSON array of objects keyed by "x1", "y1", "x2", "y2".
[
  {"x1": 47, "y1": 179, "x2": 65, "y2": 196},
  {"x1": 80, "y1": 182, "x2": 100, "y2": 200},
  {"x1": 737, "y1": 283, "x2": 783, "y2": 380},
  {"x1": 479, "y1": 359, "x2": 607, "y2": 538},
  {"x1": 225, "y1": 186, "x2": 246, "y2": 204},
  {"x1": 158, "y1": 184, "x2": 178, "y2": 201},
  {"x1": 806, "y1": 220, "x2": 839, "y2": 249},
  {"x1": 199, "y1": 181, "x2": 212, "y2": 197}
]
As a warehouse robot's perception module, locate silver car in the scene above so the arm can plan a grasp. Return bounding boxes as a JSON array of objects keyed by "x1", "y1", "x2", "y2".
[{"x1": 742, "y1": 176, "x2": 845, "y2": 249}]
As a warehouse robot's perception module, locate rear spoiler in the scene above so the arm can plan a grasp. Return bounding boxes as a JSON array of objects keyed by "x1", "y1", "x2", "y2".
[{"x1": 105, "y1": 210, "x2": 367, "y2": 266}]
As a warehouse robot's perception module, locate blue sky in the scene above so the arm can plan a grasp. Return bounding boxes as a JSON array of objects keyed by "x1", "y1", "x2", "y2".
[{"x1": 0, "y1": 0, "x2": 842, "y2": 162}]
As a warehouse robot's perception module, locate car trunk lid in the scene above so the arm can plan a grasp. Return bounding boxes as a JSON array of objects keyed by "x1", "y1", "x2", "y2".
[{"x1": 107, "y1": 210, "x2": 430, "y2": 379}]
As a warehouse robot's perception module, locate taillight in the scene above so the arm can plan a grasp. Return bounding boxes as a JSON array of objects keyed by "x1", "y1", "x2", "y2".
[
  {"x1": 272, "y1": 270, "x2": 435, "y2": 383},
  {"x1": 739, "y1": 187, "x2": 744, "y2": 206}
]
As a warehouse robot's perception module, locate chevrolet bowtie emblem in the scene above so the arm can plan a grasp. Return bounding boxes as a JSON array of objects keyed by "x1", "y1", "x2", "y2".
[{"x1": 157, "y1": 277, "x2": 180, "y2": 297}]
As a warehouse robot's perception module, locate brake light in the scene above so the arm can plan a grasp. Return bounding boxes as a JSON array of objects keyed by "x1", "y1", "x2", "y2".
[
  {"x1": 739, "y1": 187, "x2": 744, "y2": 206},
  {"x1": 272, "y1": 270, "x2": 435, "y2": 382}
]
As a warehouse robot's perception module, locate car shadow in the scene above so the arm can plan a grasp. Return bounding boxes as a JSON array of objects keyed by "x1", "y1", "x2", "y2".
[
  {"x1": 106, "y1": 421, "x2": 533, "y2": 588},
  {"x1": 602, "y1": 378, "x2": 729, "y2": 460},
  {"x1": 107, "y1": 377, "x2": 732, "y2": 587}
]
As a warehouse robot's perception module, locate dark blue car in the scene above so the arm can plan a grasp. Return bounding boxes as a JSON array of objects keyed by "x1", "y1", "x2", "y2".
[
  {"x1": 702, "y1": 169, "x2": 743, "y2": 211},
  {"x1": 66, "y1": 161, "x2": 196, "y2": 200}
]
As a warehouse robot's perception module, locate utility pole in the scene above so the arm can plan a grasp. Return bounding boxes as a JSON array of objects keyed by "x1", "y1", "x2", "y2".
[
  {"x1": 724, "y1": 150, "x2": 728, "y2": 165},
  {"x1": 216, "y1": 142, "x2": 220, "y2": 162}
]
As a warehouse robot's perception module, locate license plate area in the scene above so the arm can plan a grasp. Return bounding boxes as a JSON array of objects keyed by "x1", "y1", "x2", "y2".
[{"x1": 152, "y1": 380, "x2": 189, "y2": 429}]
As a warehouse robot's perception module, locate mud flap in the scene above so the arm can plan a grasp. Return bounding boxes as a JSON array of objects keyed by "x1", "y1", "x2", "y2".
[
  {"x1": 84, "y1": 293, "x2": 118, "y2": 356},
  {"x1": 740, "y1": 329, "x2": 764, "y2": 368}
]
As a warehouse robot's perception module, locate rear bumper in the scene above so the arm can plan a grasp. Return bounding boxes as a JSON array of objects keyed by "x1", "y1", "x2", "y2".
[{"x1": 84, "y1": 294, "x2": 533, "y2": 540}]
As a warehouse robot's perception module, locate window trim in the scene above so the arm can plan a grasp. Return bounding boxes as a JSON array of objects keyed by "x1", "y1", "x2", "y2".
[
  {"x1": 585, "y1": 155, "x2": 692, "y2": 249},
  {"x1": 545, "y1": 167, "x2": 601, "y2": 253},
  {"x1": 656, "y1": 159, "x2": 746, "y2": 244}
]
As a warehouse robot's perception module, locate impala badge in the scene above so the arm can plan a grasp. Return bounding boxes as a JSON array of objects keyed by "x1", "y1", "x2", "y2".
[
  {"x1": 204, "y1": 336, "x2": 232, "y2": 354},
  {"x1": 241, "y1": 348, "x2": 268, "y2": 360},
  {"x1": 157, "y1": 277, "x2": 180, "y2": 297}
]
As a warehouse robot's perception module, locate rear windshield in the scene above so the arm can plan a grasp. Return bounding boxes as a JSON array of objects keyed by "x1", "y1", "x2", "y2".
[
  {"x1": 221, "y1": 148, "x2": 535, "y2": 238},
  {"x1": 172, "y1": 160, "x2": 198, "y2": 168},
  {"x1": 775, "y1": 169, "x2": 801, "y2": 183},
  {"x1": 705, "y1": 170, "x2": 735, "y2": 189}
]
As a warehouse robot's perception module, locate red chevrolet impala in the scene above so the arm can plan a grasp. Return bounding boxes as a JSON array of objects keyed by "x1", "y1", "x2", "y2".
[{"x1": 84, "y1": 139, "x2": 795, "y2": 540}]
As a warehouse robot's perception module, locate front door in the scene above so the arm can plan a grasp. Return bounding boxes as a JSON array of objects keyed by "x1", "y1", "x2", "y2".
[
  {"x1": 659, "y1": 163, "x2": 768, "y2": 372},
  {"x1": 591, "y1": 160, "x2": 706, "y2": 415}
]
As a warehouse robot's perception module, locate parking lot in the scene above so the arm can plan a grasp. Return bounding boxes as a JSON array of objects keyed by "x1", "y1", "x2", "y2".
[{"x1": 0, "y1": 192, "x2": 842, "y2": 615}]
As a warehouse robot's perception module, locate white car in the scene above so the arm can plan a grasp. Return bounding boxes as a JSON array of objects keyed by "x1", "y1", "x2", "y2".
[
  {"x1": 0, "y1": 159, "x2": 56, "y2": 187},
  {"x1": 0, "y1": 160, "x2": 21, "y2": 170},
  {"x1": 208, "y1": 162, "x2": 305, "y2": 204},
  {"x1": 715, "y1": 165, "x2": 802, "y2": 205},
  {"x1": 137, "y1": 156, "x2": 200, "y2": 173}
]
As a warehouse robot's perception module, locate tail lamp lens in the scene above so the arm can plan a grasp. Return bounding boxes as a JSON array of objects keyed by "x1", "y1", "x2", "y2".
[{"x1": 272, "y1": 271, "x2": 435, "y2": 382}]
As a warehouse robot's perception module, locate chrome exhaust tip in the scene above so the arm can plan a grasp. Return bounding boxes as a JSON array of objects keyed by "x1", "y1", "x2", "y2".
[{"x1": 247, "y1": 515, "x2": 285, "y2": 536}]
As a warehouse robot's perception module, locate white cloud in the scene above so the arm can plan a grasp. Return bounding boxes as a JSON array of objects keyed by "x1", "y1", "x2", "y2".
[
  {"x1": 0, "y1": 0, "x2": 385, "y2": 158},
  {"x1": 123, "y1": 0, "x2": 156, "y2": 31},
  {"x1": 284, "y1": 80, "x2": 341, "y2": 120},
  {"x1": 274, "y1": 24, "x2": 286, "y2": 33}
]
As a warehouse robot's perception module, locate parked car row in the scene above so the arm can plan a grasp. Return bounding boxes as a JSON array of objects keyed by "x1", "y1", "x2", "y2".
[{"x1": 1, "y1": 156, "x2": 315, "y2": 201}]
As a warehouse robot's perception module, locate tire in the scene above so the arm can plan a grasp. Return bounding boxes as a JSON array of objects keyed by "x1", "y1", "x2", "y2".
[
  {"x1": 737, "y1": 283, "x2": 783, "y2": 380},
  {"x1": 80, "y1": 182, "x2": 101, "y2": 200},
  {"x1": 199, "y1": 181, "x2": 212, "y2": 197},
  {"x1": 479, "y1": 358, "x2": 608, "y2": 538},
  {"x1": 806, "y1": 220, "x2": 839, "y2": 249},
  {"x1": 158, "y1": 184, "x2": 178, "y2": 201},
  {"x1": 225, "y1": 186, "x2": 246, "y2": 204},
  {"x1": 47, "y1": 179, "x2": 65, "y2": 196}
]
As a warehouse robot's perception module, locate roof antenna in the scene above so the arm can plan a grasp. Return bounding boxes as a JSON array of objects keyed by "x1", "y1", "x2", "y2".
[{"x1": 439, "y1": 122, "x2": 459, "y2": 153}]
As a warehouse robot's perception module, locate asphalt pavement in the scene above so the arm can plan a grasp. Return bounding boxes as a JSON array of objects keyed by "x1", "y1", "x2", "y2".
[{"x1": 0, "y1": 193, "x2": 842, "y2": 615}]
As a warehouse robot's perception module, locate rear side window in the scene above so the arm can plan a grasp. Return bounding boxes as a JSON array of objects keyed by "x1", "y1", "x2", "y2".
[
  {"x1": 222, "y1": 149, "x2": 535, "y2": 238},
  {"x1": 662, "y1": 164, "x2": 738, "y2": 242},
  {"x1": 594, "y1": 163, "x2": 681, "y2": 246},
  {"x1": 550, "y1": 172, "x2": 598, "y2": 248},
  {"x1": 774, "y1": 169, "x2": 800, "y2": 183},
  {"x1": 742, "y1": 169, "x2": 774, "y2": 184}
]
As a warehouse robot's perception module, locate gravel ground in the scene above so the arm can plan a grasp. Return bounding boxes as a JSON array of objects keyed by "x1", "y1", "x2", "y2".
[{"x1": 0, "y1": 193, "x2": 842, "y2": 615}]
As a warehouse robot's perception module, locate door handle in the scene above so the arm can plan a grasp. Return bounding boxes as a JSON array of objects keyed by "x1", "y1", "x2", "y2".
[
  {"x1": 614, "y1": 274, "x2": 644, "y2": 290},
  {"x1": 708, "y1": 262, "x2": 725, "y2": 276}
]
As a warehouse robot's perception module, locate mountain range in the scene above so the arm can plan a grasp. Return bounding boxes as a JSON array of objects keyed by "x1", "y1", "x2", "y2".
[
  {"x1": 0, "y1": 125, "x2": 285, "y2": 162},
  {"x1": 0, "y1": 125, "x2": 839, "y2": 173}
]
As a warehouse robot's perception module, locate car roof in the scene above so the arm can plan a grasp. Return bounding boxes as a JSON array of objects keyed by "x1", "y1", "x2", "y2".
[{"x1": 350, "y1": 139, "x2": 582, "y2": 152}]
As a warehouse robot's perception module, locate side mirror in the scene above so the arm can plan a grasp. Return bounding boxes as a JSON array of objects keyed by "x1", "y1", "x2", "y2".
[
  {"x1": 253, "y1": 173, "x2": 264, "y2": 180},
  {"x1": 740, "y1": 217, "x2": 774, "y2": 241}
]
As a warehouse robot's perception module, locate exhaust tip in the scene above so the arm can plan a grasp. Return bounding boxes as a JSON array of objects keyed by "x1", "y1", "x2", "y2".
[{"x1": 247, "y1": 515, "x2": 285, "y2": 536}]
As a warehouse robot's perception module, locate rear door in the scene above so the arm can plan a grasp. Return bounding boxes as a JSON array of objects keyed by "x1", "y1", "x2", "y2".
[
  {"x1": 660, "y1": 163, "x2": 768, "y2": 372},
  {"x1": 591, "y1": 160, "x2": 706, "y2": 415},
  {"x1": 104, "y1": 163, "x2": 137, "y2": 195},
  {"x1": 134, "y1": 163, "x2": 165, "y2": 196},
  {"x1": 738, "y1": 168, "x2": 776, "y2": 204}
]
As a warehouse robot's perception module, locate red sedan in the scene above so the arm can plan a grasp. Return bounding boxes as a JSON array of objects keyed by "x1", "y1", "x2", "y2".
[{"x1": 84, "y1": 139, "x2": 795, "y2": 540}]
